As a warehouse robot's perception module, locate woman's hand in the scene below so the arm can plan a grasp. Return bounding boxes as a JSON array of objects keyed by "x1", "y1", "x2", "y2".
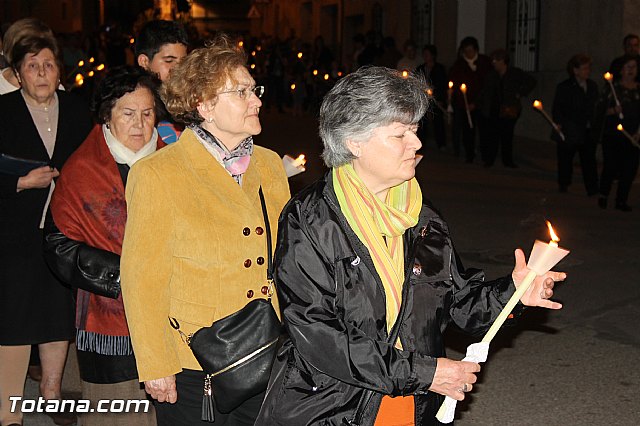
[
  {"x1": 144, "y1": 375, "x2": 177, "y2": 403},
  {"x1": 512, "y1": 248, "x2": 566, "y2": 309},
  {"x1": 428, "y1": 358, "x2": 480, "y2": 401},
  {"x1": 16, "y1": 166, "x2": 59, "y2": 192}
]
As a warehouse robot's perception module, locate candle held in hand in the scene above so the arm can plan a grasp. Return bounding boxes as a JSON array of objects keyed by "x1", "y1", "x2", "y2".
[
  {"x1": 482, "y1": 221, "x2": 568, "y2": 343},
  {"x1": 604, "y1": 72, "x2": 624, "y2": 119},
  {"x1": 617, "y1": 124, "x2": 640, "y2": 148},
  {"x1": 532, "y1": 100, "x2": 566, "y2": 141},
  {"x1": 460, "y1": 84, "x2": 473, "y2": 128},
  {"x1": 291, "y1": 154, "x2": 306, "y2": 168},
  {"x1": 436, "y1": 221, "x2": 569, "y2": 424}
]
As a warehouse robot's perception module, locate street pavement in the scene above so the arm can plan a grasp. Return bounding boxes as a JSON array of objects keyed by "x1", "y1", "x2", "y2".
[{"x1": 23, "y1": 109, "x2": 639, "y2": 425}]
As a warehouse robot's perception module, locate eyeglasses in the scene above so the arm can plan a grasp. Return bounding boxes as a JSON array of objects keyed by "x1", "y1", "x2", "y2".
[{"x1": 218, "y1": 85, "x2": 265, "y2": 100}]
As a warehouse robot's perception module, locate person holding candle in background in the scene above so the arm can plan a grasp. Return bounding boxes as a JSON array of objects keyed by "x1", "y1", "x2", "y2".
[
  {"x1": 448, "y1": 36, "x2": 492, "y2": 163},
  {"x1": 255, "y1": 66, "x2": 565, "y2": 426},
  {"x1": 396, "y1": 40, "x2": 422, "y2": 73},
  {"x1": 551, "y1": 53, "x2": 599, "y2": 195},
  {"x1": 608, "y1": 34, "x2": 640, "y2": 82},
  {"x1": 479, "y1": 49, "x2": 536, "y2": 168},
  {"x1": 597, "y1": 55, "x2": 640, "y2": 212},
  {"x1": 415, "y1": 44, "x2": 448, "y2": 151}
]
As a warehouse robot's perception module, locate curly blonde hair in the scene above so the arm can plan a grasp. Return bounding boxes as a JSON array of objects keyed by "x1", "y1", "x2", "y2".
[{"x1": 161, "y1": 33, "x2": 247, "y2": 125}]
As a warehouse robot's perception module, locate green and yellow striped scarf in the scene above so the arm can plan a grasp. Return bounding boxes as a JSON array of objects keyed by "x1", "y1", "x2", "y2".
[{"x1": 333, "y1": 164, "x2": 422, "y2": 344}]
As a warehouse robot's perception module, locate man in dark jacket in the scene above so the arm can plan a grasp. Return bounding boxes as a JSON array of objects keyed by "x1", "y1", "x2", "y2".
[
  {"x1": 608, "y1": 33, "x2": 640, "y2": 81},
  {"x1": 479, "y1": 49, "x2": 536, "y2": 167},
  {"x1": 552, "y1": 54, "x2": 599, "y2": 195}
]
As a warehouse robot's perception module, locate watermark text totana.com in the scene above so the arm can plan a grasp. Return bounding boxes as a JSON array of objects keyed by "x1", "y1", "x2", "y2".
[{"x1": 9, "y1": 396, "x2": 150, "y2": 413}]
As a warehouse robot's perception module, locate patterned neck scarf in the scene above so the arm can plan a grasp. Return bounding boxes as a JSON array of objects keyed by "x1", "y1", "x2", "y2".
[
  {"x1": 333, "y1": 164, "x2": 422, "y2": 341},
  {"x1": 190, "y1": 124, "x2": 253, "y2": 184}
]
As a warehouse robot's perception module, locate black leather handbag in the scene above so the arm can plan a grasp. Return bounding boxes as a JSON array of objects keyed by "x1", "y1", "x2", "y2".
[{"x1": 170, "y1": 187, "x2": 281, "y2": 421}]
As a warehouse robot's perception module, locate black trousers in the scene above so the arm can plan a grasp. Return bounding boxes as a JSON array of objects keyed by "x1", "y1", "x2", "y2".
[
  {"x1": 154, "y1": 369, "x2": 265, "y2": 426},
  {"x1": 480, "y1": 117, "x2": 517, "y2": 166},
  {"x1": 599, "y1": 133, "x2": 640, "y2": 205},
  {"x1": 556, "y1": 138, "x2": 599, "y2": 194},
  {"x1": 453, "y1": 107, "x2": 478, "y2": 162}
]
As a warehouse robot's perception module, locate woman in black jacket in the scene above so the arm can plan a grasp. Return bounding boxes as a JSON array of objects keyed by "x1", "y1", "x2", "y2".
[
  {"x1": 0, "y1": 30, "x2": 92, "y2": 426},
  {"x1": 551, "y1": 54, "x2": 599, "y2": 195},
  {"x1": 597, "y1": 55, "x2": 640, "y2": 211},
  {"x1": 255, "y1": 67, "x2": 565, "y2": 426}
]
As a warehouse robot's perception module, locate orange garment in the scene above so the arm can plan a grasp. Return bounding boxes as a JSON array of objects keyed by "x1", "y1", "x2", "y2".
[{"x1": 374, "y1": 395, "x2": 415, "y2": 426}]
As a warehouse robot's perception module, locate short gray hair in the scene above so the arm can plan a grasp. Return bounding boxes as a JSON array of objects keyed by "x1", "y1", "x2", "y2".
[{"x1": 320, "y1": 66, "x2": 429, "y2": 168}]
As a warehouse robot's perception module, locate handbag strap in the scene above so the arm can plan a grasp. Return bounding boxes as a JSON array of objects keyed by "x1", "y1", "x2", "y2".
[{"x1": 258, "y1": 186, "x2": 273, "y2": 286}]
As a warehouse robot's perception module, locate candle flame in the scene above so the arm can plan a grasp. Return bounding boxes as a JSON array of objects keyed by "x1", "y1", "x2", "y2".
[
  {"x1": 460, "y1": 83, "x2": 467, "y2": 92},
  {"x1": 337, "y1": 71, "x2": 343, "y2": 77},
  {"x1": 604, "y1": 72, "x2": 612, "y2": 81},
  {"x1": 290, "y1": 83, "x2": 296, "y2": 90},
  {"x1": 75, "y1": 73, "x2": 83, "y2": 82},
  {"x1": 296, "y1": 154, "x2": 306, "y2": 166},
  {"x1": 89, "y1": 57, "x2": 95, "y2": 63},
  {"x1": 250, "y1": 63, "x2": 256, "y2": 69},
  {"x1": 78, "y1": 60, "x2": 84, "y2": 67},
  {"x1": 324, "y1": 73, "x2": 329, "y2": 80},
  {"x1": 617, "y1": 123, "x2": 624, "y2": 131},
  {"x1": 88, "y1": 70, "x2": 94, "y2": 77},
  {"x1": 238, "y1": 41, "x2": 244, "y2": 48},
  {"x1": 546, "y1": 221, "x2": 560, "y2": 244},
  {"x1": 313, "y1": 69, "x2": 318, "y2": 76},
  {"x1": 130, "y1": 37, "x2": 135, "y2": 44},
  {"x1": 426, "y1": 88, "x2": 433, "y2": 96},
  {"x1": 96, "y1": 64, "x2": 105, "y2": 71},
  {"x1": 448, "y1": 81, "x2": 454, "y2": 89},
  {"x1": 401, "y1": 70, "x2": 409, "y2": 78},
  {"x1": 533, "y1": 100, "x2": 542, "y2": 109},
  {"x1": 297, "y1": 52, "x2": 303, "y2": 59},
  {"x1": 251, "y1": 51, "x2": 256, "y2": 56}
]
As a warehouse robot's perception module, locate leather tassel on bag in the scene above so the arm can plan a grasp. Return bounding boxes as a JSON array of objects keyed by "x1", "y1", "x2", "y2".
[{"x1": 202, "y1": 374, "x2": 215, "y2": 422}]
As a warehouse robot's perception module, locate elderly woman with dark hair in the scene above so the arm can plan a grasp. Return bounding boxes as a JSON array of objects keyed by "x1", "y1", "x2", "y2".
[
  {"x1": 120, "y1": 34, "x2": 290, "y2": 425},
  {"x1": 43, "y1": 65, "x2": 163, "y2": 426},
  {"x1": 0, "y1": 29, "x2": 91, "y2": 426},
  {"x1": 0, "y1": 18, "x2": 56, "y2": 94},
  {"x1": 255, "y1": 66, "x2": 565, "y2": 426}
]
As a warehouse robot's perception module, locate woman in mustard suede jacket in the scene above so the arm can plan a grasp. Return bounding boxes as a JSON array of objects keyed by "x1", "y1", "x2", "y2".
[{"x1": 120, "y1": 35, "x2": 290, "y2": 425}]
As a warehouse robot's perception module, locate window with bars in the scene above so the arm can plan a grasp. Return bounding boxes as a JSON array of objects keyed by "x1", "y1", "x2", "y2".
[
  {"x1": 411, "y1": 0, "x2": 433, "y2": 48},
  {"x1": 507, "y1": 0, "x2": 540, "y2": 71}
]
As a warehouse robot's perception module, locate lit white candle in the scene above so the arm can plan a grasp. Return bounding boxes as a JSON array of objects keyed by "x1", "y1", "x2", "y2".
[
  {"x1": 436, "y1": 221, "x2": 570, "y2": 424},
  {"x1": 604, "y1": 72, "x2": 624, "y2": 120},
  {"x1": 617, "y1": 124, "x2": 640, "y2": 148},
  {"x1": 282, "y1": 154, "x2": 307, "y2": 178},
  {"x1": 533, "y1": 100, "x2": 565, "y2": 141},
  {"x1": 460, "y1": 84, "x2": 473, "y2": 129}
]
